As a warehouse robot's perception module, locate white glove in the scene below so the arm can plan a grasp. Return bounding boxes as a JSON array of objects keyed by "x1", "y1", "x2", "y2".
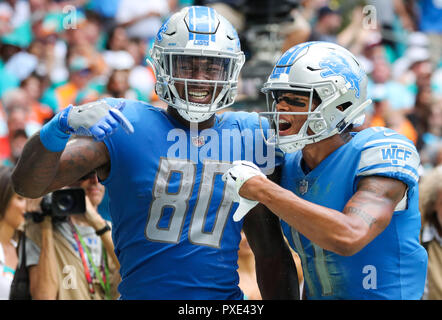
[
  {"x1": 61, "y1": 100, "x2": 134, "y2": 140},
  {"x1": 222, "y1": 160, "x2": 267, "y2": 222},
  {"x1": 40, "y1": 99, "x2": 134, "y2": 152}
]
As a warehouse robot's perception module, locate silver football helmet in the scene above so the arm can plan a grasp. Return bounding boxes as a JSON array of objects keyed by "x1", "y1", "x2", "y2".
[
  {"x1": 260, "y1": 41, "x2": 372, "y2": 153},
  {"x1": 149, "y1": 6, "x2": 245, "y2": 123}
]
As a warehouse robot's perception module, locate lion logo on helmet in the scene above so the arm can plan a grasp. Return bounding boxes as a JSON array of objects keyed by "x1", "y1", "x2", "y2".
[
  {"x1": 319, "y1": 52, "x2": 364, "y2": 98},
  {"x1": 156, "y1": 18, "x2": 170, "y2": 42}
]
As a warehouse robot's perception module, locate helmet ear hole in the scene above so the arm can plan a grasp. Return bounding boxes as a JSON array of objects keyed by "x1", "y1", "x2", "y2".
[
  {"x1": 309, "y1": 89, "x2": 322, "y2": 108},
  {"x1": 336, "y1": 101, "x2": 352, "y2": 112}
]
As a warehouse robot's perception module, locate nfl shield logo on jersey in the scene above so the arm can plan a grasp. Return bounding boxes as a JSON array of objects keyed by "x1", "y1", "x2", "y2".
[
  {"x1": 299, "y1": 179, "x2": 308, "y2": 195},
  {"x1": 191, "y1": 135, "x2": 206, "y2": 147}
]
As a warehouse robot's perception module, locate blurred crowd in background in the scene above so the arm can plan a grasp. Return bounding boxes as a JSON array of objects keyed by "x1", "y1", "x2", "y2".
[
  {"x1": 0, "y1": 0, "x2": 441, "y2": 300},
  {"x1": 0, "y1": 0, "x2": 440, "y2": 172},
  {"x1": 0, "y1": 0, "x2": 439, "y2": 173}
]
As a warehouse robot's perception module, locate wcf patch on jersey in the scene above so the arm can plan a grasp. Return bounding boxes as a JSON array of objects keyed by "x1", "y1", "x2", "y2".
[{"x1": 380, "y1": 144, "x2": 413, "y2": 166}]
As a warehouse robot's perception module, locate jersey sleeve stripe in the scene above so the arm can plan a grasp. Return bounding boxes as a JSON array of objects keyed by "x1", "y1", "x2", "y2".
[
  {"x1": 362, "y1": 138, "x2": 416, "y2": 150},
  {"x1": 358, "y1": 162, "x2": 419, "y2": 179},
  {"x1": 357, "y1": 166, "x2": 419, "y2": 184}
]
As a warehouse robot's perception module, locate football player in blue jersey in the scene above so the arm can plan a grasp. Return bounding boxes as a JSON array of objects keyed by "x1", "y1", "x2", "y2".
[
  {"x1": 11, "y1": 6, "x2": 299, "y2": 300},
  {"x1": 224, "y1": 41, "x2": 428, "y2": 299}
]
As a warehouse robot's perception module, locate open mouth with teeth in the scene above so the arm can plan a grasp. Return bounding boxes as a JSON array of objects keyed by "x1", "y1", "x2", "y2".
[
  {"x1": 278, "y1": 118, "x2": 293, "y2": 135},
  {"x1": 187, "y1": 89, "x2": 212, "y2": 104}
]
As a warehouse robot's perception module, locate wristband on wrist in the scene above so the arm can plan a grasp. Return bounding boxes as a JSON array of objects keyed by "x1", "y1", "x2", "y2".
[
  {"x1": 40, "y1": 107, "x2": 72, "y2": 152},
  {"x1": 95, "y1": 222, "x2": 111, "y2": 236}
]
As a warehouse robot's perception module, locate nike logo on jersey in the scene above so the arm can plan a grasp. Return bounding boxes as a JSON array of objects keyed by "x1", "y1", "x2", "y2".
[{"x1": 383, "y1": 131, "x2": 397, "y2": 137}]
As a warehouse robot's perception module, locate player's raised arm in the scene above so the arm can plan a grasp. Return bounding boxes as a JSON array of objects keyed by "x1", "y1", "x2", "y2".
[
  {"x1": 12, "y1": 100, "x2": 134, "y2": 198},
  {"x1": 237, "y1": 170, "x2": 406, "y2": 256}
]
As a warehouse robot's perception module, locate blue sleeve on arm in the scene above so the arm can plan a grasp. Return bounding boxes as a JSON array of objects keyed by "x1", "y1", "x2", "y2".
[{"x1": 39, "y1": 111, "x2": 71, "y2": 152}]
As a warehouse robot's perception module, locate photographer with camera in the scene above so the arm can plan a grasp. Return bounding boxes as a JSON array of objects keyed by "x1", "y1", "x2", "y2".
[{"x1": 22, "y1": 172, "x2": 120, "y2": 300}]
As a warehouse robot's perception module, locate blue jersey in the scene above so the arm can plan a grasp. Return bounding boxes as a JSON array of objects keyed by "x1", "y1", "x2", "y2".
[
  {"x1": 101, "y1": 98, "x2": 279, "y2": 299},
  {"x1": 280, "y1": 127, "x2": 428, "y2": 300}
]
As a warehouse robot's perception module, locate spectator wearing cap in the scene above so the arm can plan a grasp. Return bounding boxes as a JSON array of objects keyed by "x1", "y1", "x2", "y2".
[
  {"x1": 308, "y1": 6, "x2": 342, "y2": 43},
  {"x1": 334, "y1": 5, "x2": 377, "y2": 56},
  {"x1": 307, "y1": 4, "x2": 379, "y2": 58}
]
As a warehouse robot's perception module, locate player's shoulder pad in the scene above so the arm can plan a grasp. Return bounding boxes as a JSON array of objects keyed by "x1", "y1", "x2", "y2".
[{"x1": 355, "y1": 127, "x2": 420, "y2": 188}]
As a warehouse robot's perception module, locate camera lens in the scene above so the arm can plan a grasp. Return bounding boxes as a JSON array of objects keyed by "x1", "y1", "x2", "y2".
[{"x1": 56, "y1": 194, "x2": 75, "y2": 213}]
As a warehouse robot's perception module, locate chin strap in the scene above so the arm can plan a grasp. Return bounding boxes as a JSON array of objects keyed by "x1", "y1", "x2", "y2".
[{"x1": 176, "y1": 108, "x2": 214, "y2": 123}]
